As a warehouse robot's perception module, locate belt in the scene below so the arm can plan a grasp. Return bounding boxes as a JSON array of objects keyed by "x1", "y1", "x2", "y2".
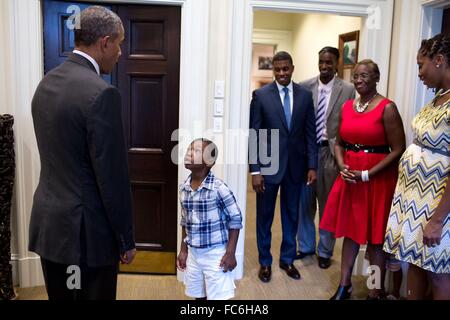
[
  {"x1": 317, "y1": 140, "x2": 329, "y2": 147},
  {"x1": 342, "y1": 141, "x2": 391, "y2": 153},
  {"x1": 413, "y1": 139, "x2": 450, "y2": 157}
]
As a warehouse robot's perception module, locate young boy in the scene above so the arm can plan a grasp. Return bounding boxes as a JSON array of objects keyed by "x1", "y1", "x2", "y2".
[{"x1": 176, "y1": 138, "x2": 243, "y2": 300}]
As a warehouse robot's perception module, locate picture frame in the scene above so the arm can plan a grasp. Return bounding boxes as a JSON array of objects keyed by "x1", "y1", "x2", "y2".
[{"x1": 338, "y1": 30, "x2": 359, "y2": 82}]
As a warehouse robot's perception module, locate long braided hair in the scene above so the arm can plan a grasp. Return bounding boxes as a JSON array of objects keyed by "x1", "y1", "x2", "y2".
[{"x1": 418, "y1": 33, "x2": 450, "y2": 67}]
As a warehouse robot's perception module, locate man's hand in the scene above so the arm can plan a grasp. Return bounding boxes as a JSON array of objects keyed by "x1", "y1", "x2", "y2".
[
  {"x1": 306, "y1": 169, "x2": 317, "y2": 185},
  {"x1": 220, "y1": 252, "x2": 237, "y2": 272},
  {"x1": 252, "y1": 174, "x2": 265, "y2": 193},
  {"x1": 120, "y1": 248, "x2": 136, "y2": 264},
  {"x1": 176, "y1": 250, "x2": 188, "y2": 271}
]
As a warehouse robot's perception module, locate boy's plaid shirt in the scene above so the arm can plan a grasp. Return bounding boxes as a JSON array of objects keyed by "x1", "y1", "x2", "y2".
[{"x1": 179, "y1": 171, "x2": 243, "y2": 248}]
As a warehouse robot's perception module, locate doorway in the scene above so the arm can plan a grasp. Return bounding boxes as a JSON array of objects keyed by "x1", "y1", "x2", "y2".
[{"x1": 42, "y1": 0, "x2": 181, "y2": 274}]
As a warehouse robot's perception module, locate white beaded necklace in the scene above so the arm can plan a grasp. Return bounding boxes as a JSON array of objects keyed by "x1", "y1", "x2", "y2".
[{"x1": 355, "y1": 92, "x2": 378, "y2": 113}]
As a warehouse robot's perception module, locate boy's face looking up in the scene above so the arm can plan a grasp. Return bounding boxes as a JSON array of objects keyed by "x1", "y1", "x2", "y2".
[{"x1": 184, "y1": 140, "x2": 216, "y2": 170}]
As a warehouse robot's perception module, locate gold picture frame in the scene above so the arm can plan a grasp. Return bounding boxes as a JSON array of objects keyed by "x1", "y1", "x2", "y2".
[{"x1": 338, "y1": 30, "x2": 360, "y2": 82}]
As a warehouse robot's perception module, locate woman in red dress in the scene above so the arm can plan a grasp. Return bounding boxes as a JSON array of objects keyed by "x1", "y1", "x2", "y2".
[{"x1": 320, "y1": 60, "x2": 406, "y2": 299}]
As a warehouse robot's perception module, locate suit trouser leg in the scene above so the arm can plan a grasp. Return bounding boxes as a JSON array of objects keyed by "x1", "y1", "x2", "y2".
[
  {"x1": 317, "y1": 146, "x2": 339, "y2": 259},
  {"x1": 296, "y1": 181, "x2": 317, "y2": 253},
  {"x1": 78, "y1": 216, "x2": 118, "y2": 300},
  {"x1": 79, "y1": 263, "x2": 118, "y2": 300},
  {"x1": 279, "y1": 174, "x2": 301, "y2": 265},
  {"x1": 40, "y1": 258, "x2": 118, "y2": 300},
  {"x1": 256, "y1": 182, "x2": 279, "y2": 266},
  {"x1": 40, "y1": 258, "x2": 78, "y2": 300}
]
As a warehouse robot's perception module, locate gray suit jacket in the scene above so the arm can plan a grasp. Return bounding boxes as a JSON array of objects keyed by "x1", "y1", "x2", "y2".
[
  {"x1": 299, "y1": 76, "x2": 355, "y2": 155},
  {"x1": 29, "y1": 53, "x2": 135, "y2": 267}
]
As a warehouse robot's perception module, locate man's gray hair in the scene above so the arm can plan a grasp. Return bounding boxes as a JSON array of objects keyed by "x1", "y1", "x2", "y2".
[{"x1": 74, "y1": 6, "x2": 123, "y2": 46}]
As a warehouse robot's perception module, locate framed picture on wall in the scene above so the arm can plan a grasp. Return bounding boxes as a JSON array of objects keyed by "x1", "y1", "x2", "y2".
[{"x1": 338, "y1": 30, "x2": 359, "y2": 82}]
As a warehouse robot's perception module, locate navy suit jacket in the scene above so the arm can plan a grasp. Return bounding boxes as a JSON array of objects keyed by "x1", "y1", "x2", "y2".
[{"x1": 249, "y1": 81, "x2": 317, "y2": 185}]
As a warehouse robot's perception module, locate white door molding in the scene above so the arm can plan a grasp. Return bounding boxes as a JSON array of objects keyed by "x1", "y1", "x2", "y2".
[
  {"x1": 389, "y1": 0, "x2": 445, "y2": 145},
  {"x1": 226, "y1": 0, "x2": 394, "y2": 278}
]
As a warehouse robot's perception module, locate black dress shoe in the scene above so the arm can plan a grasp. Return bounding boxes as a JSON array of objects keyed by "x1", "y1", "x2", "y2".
[
  {"x1": 330, "y1": 284, "x2": 352, "y2": 300},
  {"x1": 318, "y1": 257, "x2": 331, "y2": 269},
  {"x1": 294, "y1": 251, "x2": 315, "y2": 260},
  {"x1": 258, "y1": 265, "x2": 271, "y2": 283},
  {"x1": 279, "y1": 263, "x2": 301, "y2": 280}
]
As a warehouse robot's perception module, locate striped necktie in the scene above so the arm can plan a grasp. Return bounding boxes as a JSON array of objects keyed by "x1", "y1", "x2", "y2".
[{"x1": 316, "y1": 88, "x2": 327, "y2": 143}]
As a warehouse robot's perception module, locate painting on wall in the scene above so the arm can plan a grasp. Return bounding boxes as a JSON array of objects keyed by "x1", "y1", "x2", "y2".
[
  {"x1": 252, "y1": 43, "x2": 275, "y2": 91},
  {"x1": 258, "y1": 56, "x2": 273, "y2": 70},
  {"x1": 338, "y1": 30, "x2": 359, "y2": 82}
]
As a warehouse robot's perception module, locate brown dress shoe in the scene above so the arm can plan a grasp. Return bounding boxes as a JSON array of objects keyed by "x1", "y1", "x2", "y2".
[
  {"x1": 258, "y1": 265, "x2": 271, "y2": 283},
  {"x1": 279, "y1": 263, "x2": 301, "y2": 279}
]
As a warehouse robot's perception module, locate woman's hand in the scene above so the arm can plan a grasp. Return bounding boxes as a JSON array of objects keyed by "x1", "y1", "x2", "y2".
[
  {"x1": 340, "y1": 164, "x2": 356, "y2": 184},
  {"x1": 349, "y1": 170, "x2": 363, "y2": 182},
  {"x1": 423, "y1": 219, "x2": 443, "y2": 248}
]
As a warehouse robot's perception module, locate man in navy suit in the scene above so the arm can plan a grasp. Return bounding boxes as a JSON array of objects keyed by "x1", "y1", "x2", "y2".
[{"x1": 249, "y1": 51, "x2": 317, "y2": 282}]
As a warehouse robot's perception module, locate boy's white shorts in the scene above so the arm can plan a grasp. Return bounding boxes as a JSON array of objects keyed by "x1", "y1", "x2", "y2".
[{"x1": 184, "y1": 245, "x2": 236, "y2": 300}]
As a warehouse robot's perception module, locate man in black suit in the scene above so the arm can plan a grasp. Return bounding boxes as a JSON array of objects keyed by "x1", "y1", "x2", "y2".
[
  {"x1": 29, "y1": 6, "x2": 135, "y2": 300},
  {"x1": 249, "y1": 51, "x2": 317, "y2": 283}
]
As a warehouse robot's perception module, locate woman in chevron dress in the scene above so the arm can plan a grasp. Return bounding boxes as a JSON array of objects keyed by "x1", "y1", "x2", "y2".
[{"x1": 384, "y1": 33, "x2": 450, "y2": 300}]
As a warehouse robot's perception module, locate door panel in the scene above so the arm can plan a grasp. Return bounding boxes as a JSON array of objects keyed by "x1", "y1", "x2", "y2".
[
  {"x1": 42, "y1": 0, "x2": 112, "y2": 83},
  {"x1": 117, "y1": 5, "x2": 181, "y2": 274}
]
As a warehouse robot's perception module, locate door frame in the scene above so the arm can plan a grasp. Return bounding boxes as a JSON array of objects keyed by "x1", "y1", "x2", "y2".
[{"x1": 226, "y1": 0, "x2": 394, "y2": 278}]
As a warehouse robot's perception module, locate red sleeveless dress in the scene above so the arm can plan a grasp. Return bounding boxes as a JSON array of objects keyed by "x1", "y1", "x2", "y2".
[{"x1": 319, "y1": 98, "x2": 398, "y2": 245}]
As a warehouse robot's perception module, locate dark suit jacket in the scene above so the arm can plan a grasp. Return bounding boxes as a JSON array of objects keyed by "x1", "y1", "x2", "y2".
[
  {"x1": 249, "y1": 81, "x2": 317, "y2": 185},
  {"x1": 29, "y1": 53, "x2": 134, "y2": 267}
]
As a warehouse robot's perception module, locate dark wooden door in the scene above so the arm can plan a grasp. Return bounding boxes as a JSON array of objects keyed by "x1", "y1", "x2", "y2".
[
  {"x1": 42, "y1": 0, "x2": 112, "y2": 83},
  {"x1": 116, "y1": 5, "x2": 181, "y2": 274},
  {"x1": 42, "y1": 1, "x2": 181, "y2": 274},
  {"x1": 442, "y1": 8, "x2": 450, "y2": 36}
]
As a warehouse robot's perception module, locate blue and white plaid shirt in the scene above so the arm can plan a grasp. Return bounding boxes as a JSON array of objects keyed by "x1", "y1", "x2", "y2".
[{"x1": 180, "y1": 171, "x2": 243, "y2": 248}]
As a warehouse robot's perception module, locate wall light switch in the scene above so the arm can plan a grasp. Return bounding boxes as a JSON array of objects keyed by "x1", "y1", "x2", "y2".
[
  {"x1": 214, "y1": 80, "x2": 225, "y2": 98},
  {"x1": 214, "y1": 99, "x2": 224, "y2": 116},
  {"x1": 213, "y1": 117, "x2": 223, "y2": 133}
]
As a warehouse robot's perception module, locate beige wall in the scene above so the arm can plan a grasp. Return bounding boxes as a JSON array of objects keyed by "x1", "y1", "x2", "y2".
[
  {"x1": 253, "y1": 11, "x2": 362, "y2": 83},
  {"x1": 292, "y1": 13, "x2": 362, "y2": 82},
  {"x1": 253, "y1": 10, "x2": 294, "y2": 31}
]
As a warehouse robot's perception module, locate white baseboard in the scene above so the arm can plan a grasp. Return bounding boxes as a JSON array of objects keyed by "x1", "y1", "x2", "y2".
[
  {"x1": 11, "y1": 254, "x2": 44, "y2": 288},
  {"x1": 11, "y1": 254, "x2": 19, "y2": 286}
]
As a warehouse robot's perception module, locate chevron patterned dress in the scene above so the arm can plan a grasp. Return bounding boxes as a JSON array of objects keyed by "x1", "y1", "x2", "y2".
[{"x1": 384, "y1": 96, "x2": 450, "y2": 273}]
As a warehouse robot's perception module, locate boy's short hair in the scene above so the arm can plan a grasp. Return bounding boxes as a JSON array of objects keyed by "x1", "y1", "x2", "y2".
[{"x1": 191, "y1": 138, "x2": 218, "y2": 166}]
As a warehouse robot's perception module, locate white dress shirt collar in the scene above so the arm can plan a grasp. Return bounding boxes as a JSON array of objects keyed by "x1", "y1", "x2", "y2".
[
  {"x1": 73, "y1": 50, "x2": 100, "y2": 76},
  {"x1": 275, "y1": 80, "x2": 293, "y2": 93},
  {"x1": 318, "y1": 76, "x2": 335, "y2": 93}
]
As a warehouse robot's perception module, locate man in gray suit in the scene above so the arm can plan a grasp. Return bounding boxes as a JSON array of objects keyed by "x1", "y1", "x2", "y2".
[
  {"x1": 29, "y1": 6, "x2": 135, "y2": 300},
  {"x1": 296, "y1": 47, "x2": 355, "y2": 269}
]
